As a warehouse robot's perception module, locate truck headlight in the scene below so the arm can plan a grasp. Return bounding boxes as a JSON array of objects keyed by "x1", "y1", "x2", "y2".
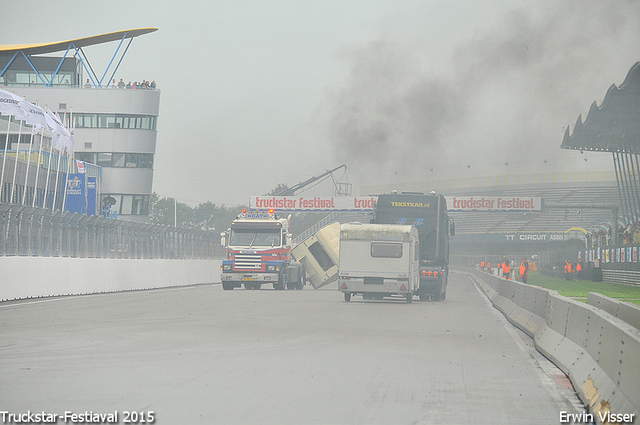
[
  {"x1": 267, "y1": 265, "x2": 279, "y2": 272},
  {"x1": 222, "y1": 264, "x2": 232, "y2": 271}
]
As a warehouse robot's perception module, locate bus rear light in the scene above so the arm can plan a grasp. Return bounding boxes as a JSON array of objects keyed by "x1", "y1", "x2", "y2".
[
  {"x1": 434, "y1": 271, "x2": 438, "y2": 277},
  {"x1": 421, "y1": 271, "x2": 427, "y2": 276}
]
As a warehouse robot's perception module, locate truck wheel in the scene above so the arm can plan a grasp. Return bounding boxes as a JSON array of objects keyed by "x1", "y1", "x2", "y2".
[
  {"x1": 406, "y1": 293, "x2": 413, "y2": 303},
  {"x1": 344, "y1": 292, "x2": 351, "y2": 302},
  {"x1": 275, "y1": 270, "x2": 286, "y2": 290},
  {"x1": 222, "y1": 281, "x2": 234, "y2": 290}
]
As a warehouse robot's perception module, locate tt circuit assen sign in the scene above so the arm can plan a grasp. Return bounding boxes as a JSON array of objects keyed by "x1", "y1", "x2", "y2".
[
  {"x1": 447, "y1": 196, "x2": 544, "y2": 212},
  {"x1": 250, "y1": 196, "x2": 377, "y2": 212}
]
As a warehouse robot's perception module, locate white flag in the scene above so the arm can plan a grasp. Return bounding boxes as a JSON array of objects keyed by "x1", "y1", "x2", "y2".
[
  {"x1": 65, "y1": 127, "x2": 75, "y2": 157},
  {"x1": 0, "y1": 89, "x2": 27, "y2": 120},
  {"x1": 18, "y1": 100, "x2": 46, "y2": 134},
  {"x1": 45, "y1": 109, "x2": 71, "y2": 152}
]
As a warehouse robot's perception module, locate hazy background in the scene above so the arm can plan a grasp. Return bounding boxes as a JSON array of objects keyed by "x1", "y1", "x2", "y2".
[{"x1": 2, "y1": 0, "x2": 639, "y2": 205}]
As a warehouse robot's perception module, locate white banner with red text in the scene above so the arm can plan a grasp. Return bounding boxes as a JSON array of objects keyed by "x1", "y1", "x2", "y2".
[
  {"x1": 446, "y1": 196, "x2": 544, "y2": 212},
  {"x1": 250, "y1": 196, "x2": 377, "y2": 212},
  {"x1": 251, "y1": 195, "x2": 545, "y2": 212}
]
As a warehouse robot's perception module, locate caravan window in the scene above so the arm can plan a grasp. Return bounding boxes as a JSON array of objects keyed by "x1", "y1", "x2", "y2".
[
  {"x1": 371, "y1": 242, "x2": 403, "y2": 258},
  {"x1": 308, "y1": 241, "x2": 334, "y2": 271}
]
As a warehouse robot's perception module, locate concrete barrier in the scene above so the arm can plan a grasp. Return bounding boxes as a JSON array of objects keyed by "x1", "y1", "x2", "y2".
[
  {"x1": 469, "y1": 268, "x2": 640, "y2": 422},
  {"x1": 0, "y1": 257, "x2": 221, "y2": 301},
  {"x1": 587, "y1": 292, "x2": 640, "y2": 330}
]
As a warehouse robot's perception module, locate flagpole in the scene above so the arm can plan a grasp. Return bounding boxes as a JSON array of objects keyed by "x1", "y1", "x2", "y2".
[
  {"x1": 61, "y1": 110, "x2": 72, "y2": 213},
  {"x1": 51, "y1": 141, "x2": 63, "y2": 211},
  {"x1": 32, "y1": 130, "x2": 44, "y2": 207},
  {"x1": 9, "y1": 118, "x2": 24, "y2": 204},
  {"x1": 61, "y1": 150, "x2": 71, "y2": 213},
  {"x1": 0, "y1": 115, "x2": 12, "y2": 201},
  {"x1": 21, "y1": 100, "x2": 45, "y2": 206},
  {"x1": 21, "y1": 128, "x2": 36, "y2": 205},
  {"x1": 42, "y1": 132, "x2": 54, "y2": 208},
  {"x1": 42, "y1": 106, "x2": 57, "y2": 208}
]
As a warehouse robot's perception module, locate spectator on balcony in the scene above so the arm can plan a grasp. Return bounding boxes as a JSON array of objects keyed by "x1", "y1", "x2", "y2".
[{"x1": 118, "y1": 79, "x2": 125, "y2": 89}]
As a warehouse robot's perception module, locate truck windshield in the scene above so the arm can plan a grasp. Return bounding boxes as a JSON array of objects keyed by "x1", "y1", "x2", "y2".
[{"x1": 230, "y1": 229, "x2": 282, "y2": 247}]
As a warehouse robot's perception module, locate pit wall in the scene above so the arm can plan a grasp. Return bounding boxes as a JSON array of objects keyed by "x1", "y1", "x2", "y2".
[
  {"x1": 470, "y1": 268, "x2": 640, "y2": 422},
  {"x1": 0, "y1": 257, "x2": 221, "y2": 301}
]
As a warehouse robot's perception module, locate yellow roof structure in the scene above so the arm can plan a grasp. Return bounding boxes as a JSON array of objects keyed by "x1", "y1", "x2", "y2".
[{"x1": 0, "y1": 28, "x2": 157, "y2": 55}]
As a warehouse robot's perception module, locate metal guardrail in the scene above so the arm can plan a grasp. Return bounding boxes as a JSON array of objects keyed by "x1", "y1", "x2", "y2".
[
  {"x1": 292, "y1": 211, "x2": 374, "y2": 247},
  {"x1": 0, "y1": 203, "x2": 221, "y2": 259}
]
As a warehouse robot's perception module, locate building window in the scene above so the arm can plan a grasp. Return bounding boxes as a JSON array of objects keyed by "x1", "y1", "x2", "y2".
[
  {"x1": 73, "y1": 113, "x2": 157, "y2": 130},
  {"x1": 73, "y1": 152, "x2": 153, "y2": 169},
  {"x1": 101, "y1": 194, "x2": 150, "y2": 215}
]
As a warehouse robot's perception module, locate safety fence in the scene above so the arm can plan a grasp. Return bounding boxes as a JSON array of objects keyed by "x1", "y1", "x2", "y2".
[
  {"x1": 0, "y1": 202, "x2": 222, "y2": 259},
  {"x1": 538, "y1": 244, "x2": 640, "y2": 284}
]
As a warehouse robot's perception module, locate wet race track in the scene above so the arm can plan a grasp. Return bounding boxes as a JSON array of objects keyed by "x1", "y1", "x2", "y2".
[{"x1": 0, "y1": 271, "x2": 583, "y2": 424}]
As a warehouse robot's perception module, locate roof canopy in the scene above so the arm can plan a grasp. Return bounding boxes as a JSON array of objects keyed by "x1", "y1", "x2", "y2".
[
  {"x1": 0, "y1": 28, "x2": 157, "y2": 89},
  {"x1": 0, "y1": 28, "x2": 157, "y2": 56},
  {"x1": 561, "y1": 62, "x2": 640, "y2": 154}
]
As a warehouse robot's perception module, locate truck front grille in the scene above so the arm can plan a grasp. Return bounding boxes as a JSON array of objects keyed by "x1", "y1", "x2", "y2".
[{"x1": 234, "y1": 254, "x2": 262, "y2": 269}]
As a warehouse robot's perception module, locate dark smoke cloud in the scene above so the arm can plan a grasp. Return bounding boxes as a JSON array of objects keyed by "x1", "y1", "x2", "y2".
[{"x1": 326, "y1": 1, "x2": 640, "y2": 180}]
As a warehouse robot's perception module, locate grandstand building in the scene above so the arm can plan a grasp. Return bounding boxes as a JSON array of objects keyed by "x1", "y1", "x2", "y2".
[
  {"x1": 360, "y1": 172, "x2": 623, "y2": 258},
  {"x1": 0, "y1": 29, "x2": 159, "y2": 222}
]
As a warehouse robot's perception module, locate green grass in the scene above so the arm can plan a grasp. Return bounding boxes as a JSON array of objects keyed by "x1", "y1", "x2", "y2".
[{"x1": 526, "y1": 271, "x2": 640, "y2": 306}]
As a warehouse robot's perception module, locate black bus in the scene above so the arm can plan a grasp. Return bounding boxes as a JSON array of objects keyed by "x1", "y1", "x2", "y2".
[{"x1": 373, "y1": 192, "x2": 453, "y2": 301}]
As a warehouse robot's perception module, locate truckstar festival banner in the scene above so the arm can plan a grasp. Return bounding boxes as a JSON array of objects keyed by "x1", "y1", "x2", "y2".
[
  {"x1": 250, "y1": 196, "x2": 377, "y2": 212},
  {"x1": 447, "y1": 196, "x2": 544, "y2": 212},
  {"x1": 251, "y1": 195, "x2": 544, "y2": 213}
]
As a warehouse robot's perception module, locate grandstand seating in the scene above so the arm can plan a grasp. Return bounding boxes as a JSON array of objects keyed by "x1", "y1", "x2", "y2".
[{"x1": 443, "y1": 181, "x2": 621, "y2": 234}]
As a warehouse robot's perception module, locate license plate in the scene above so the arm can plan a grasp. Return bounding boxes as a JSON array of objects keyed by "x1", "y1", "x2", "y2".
[
  {"x1": 364, "y1": 277, "x2": 384, "y2": 285},
  {"x1": 242, "y1": 277, "x2": 255, "y2": 281}
]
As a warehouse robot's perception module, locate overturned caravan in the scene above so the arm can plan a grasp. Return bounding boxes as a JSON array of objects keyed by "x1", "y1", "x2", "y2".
[{"x1": 338, "y1": 223, "x2": 420, "y2": 303}]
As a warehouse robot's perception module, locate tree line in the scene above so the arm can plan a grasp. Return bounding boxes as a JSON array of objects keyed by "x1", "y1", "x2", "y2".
[{"x1": 147, "y1": 185, "x2": 329, "y2": 238}]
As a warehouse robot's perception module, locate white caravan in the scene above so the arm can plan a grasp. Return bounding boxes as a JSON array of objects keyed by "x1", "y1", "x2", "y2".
[{"x1": 338, "y1": 223, "x2": 419, "y2": 303}]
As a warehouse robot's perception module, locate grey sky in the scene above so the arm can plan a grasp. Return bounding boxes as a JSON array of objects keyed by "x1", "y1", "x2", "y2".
[{"x1": 3, "y1": 1, "x2": 639, "y2": 205}]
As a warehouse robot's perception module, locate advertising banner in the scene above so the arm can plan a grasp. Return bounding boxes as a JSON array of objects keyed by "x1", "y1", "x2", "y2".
[
  {"x1": 65, "y1": 173, "x2": 85, "y2": 214},
  {"x1": 251, "y1": 195, "x2": 546, "y2": 213},
  {"x1": 87, "y1": 177, "x2": 97, "y2": 216},
  {"x1": 634, "y1": 247, "x2": 638, "y2": 263},
  {"x1": 250, "y1": 196, "x2": 377, "y2": 212},
  {"x1": 446, "y1": 196, "x2": 544, "y2": 212},
  {"x1": 451, "y1": 232, "x2": 569, "y2": 243}
]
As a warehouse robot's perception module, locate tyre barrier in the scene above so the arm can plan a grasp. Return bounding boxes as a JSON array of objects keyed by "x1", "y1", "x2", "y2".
[{"x1": 470, "y1": 269, "x2": 640, "y2": 423}]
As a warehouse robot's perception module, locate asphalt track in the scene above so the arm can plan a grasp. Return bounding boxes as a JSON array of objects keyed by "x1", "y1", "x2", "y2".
[{"x1": 0, "y1": 271, "x2": 584, "y2": 424}]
